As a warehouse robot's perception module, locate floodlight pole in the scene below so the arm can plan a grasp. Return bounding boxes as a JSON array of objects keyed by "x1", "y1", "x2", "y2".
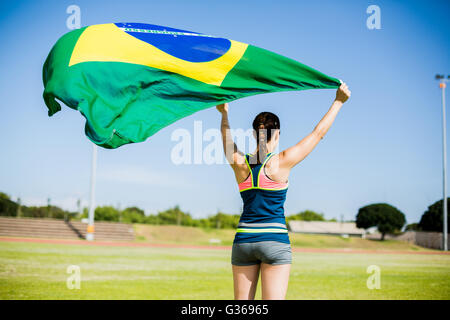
[
  {"x1": 442, "y1": 80, "x2": 448, "y2": 251},
  {"x1": 86, "y1": 144, "x2": 97, "y2": 241},
  {"x1": 437, "y1": 75, "x2": 448, "y2": 251}
]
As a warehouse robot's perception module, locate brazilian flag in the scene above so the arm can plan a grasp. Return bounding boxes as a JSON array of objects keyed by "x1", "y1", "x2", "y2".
[{"x1": 43, "y1": 22, "x2": 341, "y2": 149}]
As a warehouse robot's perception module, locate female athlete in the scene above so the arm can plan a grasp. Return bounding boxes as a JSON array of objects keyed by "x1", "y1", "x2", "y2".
[{"x1": 216, "y1": 83, "x2": 351, "y2": 300}]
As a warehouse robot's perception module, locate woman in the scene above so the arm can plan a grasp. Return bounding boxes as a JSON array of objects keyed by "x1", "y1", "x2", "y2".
[{"x1": 216, "y1": 83, "x2": 351, "y2": 300}]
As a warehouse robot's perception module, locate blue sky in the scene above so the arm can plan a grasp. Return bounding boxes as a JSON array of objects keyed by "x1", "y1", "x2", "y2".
[{"x1": 0, "y1": 0, "x2": 449, "y2": 224}]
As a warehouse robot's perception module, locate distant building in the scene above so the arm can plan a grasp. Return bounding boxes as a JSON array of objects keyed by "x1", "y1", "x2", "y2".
[{"x1": 288, "y1": 221, "x2": 366, "y2": 238}]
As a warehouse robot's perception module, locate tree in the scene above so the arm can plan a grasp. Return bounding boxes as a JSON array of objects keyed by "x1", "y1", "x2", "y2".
[
  {"x1": 286, "y1": 210, "x2": 325, "y2": 222},
  {"x1": 18, "y1": 205, "x2": 68, "y2": 219},
  {"x1": 121, "y1": 206, "x2": 146, "y2": 223},
  {"x1": 46, "y1": 205, "x2": 66, "y2": 219},
  {"x1": 157, "y1": 206, "x2": 193, "y2": 226},
  {"x1": 419, "y1": 198, "x2": 450, "y2": 233},
  {"x1": 94, "y1": 206, "x2": 120, "y2": 222},
  {"x1": 0, "y1": 195, "x2": 18, "y2": 216},
  {"x1": 405, "y1": 223, "x2": 420, "y2": 232},
  {"x1": 144, "y1": 214, "x2": 160, "y2": 225},
  {"x1": 356, "y1": 203, "x2": 406, "y2": 240},
  {"x1": 0, "y1": 192, "x2": 11, "y2": 200},
  {"x1": 208, "y1": 212, "x2": 240, "y2": 229}
]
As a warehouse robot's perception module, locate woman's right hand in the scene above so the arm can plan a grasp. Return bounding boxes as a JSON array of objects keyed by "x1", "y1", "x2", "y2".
[
  {"x1": 335, "y1": 83, "x2": 351, "y2": 104},
  {"x1": 216, "y1": 103, "x2": 229, "y2": 114}
]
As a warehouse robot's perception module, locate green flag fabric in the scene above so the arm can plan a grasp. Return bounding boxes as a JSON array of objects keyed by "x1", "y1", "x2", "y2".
[{"x1": 43, "y1": 22, "x2": 341, "y2": 149}]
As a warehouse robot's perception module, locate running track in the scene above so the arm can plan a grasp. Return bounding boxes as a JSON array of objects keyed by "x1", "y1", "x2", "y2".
[{"x1": 1, "y1": 236, "x2": 449, "y2": 255}]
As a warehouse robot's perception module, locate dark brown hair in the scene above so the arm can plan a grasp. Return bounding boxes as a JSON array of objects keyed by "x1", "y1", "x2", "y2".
[{"x1": 252, "y1": 112, "x2": 280, "y2": 164}]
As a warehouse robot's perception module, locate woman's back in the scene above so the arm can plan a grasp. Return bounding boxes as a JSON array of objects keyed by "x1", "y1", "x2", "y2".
[{"x1": 235, "y1": 152, "x2": 290, "y2": 244}]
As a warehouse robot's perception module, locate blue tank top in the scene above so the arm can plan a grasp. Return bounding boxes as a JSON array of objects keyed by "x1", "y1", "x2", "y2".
[{"x1": 234, "y1": 152, "x2": 290, "y2": 244}]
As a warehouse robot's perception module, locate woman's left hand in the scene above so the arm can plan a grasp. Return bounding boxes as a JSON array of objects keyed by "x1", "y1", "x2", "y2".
[{"x1": 216, "y1": 103, "x2": 229, "y2": 114}]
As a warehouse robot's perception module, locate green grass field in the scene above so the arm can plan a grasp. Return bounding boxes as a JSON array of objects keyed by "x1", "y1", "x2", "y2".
[
  {"x1": 133, "y1": 224, "x2": 430, "y2": 251},
  {"x1": 1, "y1": 240, "x2": 449, "y2": 300}
]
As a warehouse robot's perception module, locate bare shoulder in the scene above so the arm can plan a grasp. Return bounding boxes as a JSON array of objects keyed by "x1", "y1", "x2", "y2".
[
  {"x1": 265, "y1": 153, "x2": 290, "y2": 183},
  {"x1": 231, "y1": 154, "x2": 251, "y2": 184}
]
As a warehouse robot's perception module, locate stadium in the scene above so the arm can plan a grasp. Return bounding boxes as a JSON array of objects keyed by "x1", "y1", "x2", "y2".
[{"x1": 1, "y1": 0, "x2": 449, "y2": 305}]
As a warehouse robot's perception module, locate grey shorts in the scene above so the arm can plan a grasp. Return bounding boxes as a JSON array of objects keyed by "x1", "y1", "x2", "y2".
[{"x1": 231, "y1": 241, "x2": 292, "y2": 266}]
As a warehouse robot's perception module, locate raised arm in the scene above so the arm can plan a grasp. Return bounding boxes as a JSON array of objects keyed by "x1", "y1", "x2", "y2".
[
  {"x1": 216, "y1": 103, "x2": 248, "y2": 181},
  {"x1": 217, "y1": 103, "x2": 242, "y2": 164},
  {"x1": 278, "y1": 83, "x2": 351, "y2": 170}
]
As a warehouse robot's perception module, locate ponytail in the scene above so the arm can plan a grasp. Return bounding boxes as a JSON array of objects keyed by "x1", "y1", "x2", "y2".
[
  {"x1": 257, "y1": 123, "x2": 268, "y2": 164},
  {"x1": 252, "y1": 112, "x2": 280, "y2": 164}
]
